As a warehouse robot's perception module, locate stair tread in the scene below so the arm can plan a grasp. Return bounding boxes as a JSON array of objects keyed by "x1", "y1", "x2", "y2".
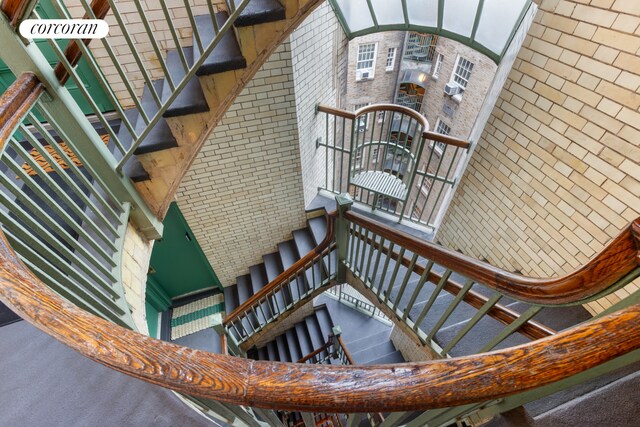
[
  {"x1": 314, "y1": 306, "x2": 334, "y2": 341},
  {"x1": 294, "y1": 322, "x2": 313, "y2": 356},
  {"x1": 305, "y1": 315, "x2": 325, "y2": 351},
  {"x1": 223, "y1": 284, "x2": 239, "y2": 314},
  {"x1": 350, "y1": 340, "x2": 396, "y2": 365},
  {"x1": 266, "y1": 341, "x2": 278, "y2": 361},
  {"x1": 232, "y1": 0, "x2": 286, "y2": 27},
  {"x1": 275, "y1": 334, "x2": 290, "y2": 362},
  {"x1": 263, "y1": 251, "x2": 291, "y2": 309},
  {"x1": 112, "y1": 110, "x2": 150, "y2": 181},
  {"x1": 194, "y1": 12, "x2": 247, "y2": 76},
  {"x1": 366, "y1": 350, "x2": 404, "y2": 365},
  {"x1": 345, "y1": 330, "x2": 391, "y2": 354},
  {"x1": 293, "y1": 228, "x2": 324, "y2": 290},
  {"x1": 161, "y1": 47, "x2": 209, "y2": 118},
  {"x1": 285, "y1": 329, "x2": 302, "y2": 362},
  {"x1": 307, "y1": 216, "x2": 327, "y2": 245},
  {"x1": 278, "y1": 240, "x2": 304, "y2": 300},
  {"x1": 133, "y1": 80, "x2": 179, "y2": 154}
]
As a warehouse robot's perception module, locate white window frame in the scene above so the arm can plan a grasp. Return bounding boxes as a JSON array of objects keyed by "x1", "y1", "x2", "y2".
[
  {"x1": 356, "y1": 43, "x2": 377, "y2": 81},
  {"x1": 354, "y1": 103, "x2": 370, "y2": 132},
  {"x1": 432, "y1": 53, "x2": 444, "y2": 79},
  {"x1": 385, "y1": 47, "x2": 396, "y2": 71},
  {"x1": 433, "y1": 119, "x2": 451, "y2": 154},
  {"x1": 451, "y1": 55, "x2": 474, "y2": 90}
]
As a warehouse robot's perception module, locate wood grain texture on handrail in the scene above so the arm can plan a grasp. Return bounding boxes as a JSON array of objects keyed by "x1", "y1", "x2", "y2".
[
  {"x1": 354, "y1": 230, "x2": 555, "y2": 340},
  {"x1": 346, "y1": 211, "x2": 640, "y2": 305},
  {"x1": 317, "y1": 103, "x2": 432, "y2": 138},
  {"x1": 0, "y1": 72, "x2": 44, "y2": 148},
  {"x1": 53, "y1": 0, "x2": 110, "y2": 85},
  {"x1": 0, "y1": 222, "x2": 637, "y2": 413},
  {"x1": 336, "y1": 335, "x2": 355, "y2": 365},
  {"x1": 424, "y1": 131, "x2": 470, "y2": 149},
  {"x1": 1, "y1": 0, "x2": 30, "y2": 26},
  {"x1": 223, "y1": 211, "x2": 337, "y2": 325}
]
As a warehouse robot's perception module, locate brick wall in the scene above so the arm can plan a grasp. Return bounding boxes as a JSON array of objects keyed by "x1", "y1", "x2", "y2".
[
  {"x1": 175, "y1": 41, "x2": 307, "y2": 287},
  {"x1": 291, "y1": 3, "x2": 348, "y2": 205},
  {"x1": 437, "y1": 0, "x2": 640, "y2": 315},
  {"x1": 345, "y1": 32, "x2": 405, "y2": 109},
  {"x1": 121, "y1": 222, "x2": 154, "y2": 333}
]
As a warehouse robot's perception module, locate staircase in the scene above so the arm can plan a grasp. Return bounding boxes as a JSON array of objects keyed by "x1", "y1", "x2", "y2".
[
  {"x1": 223, "y1": 211, "x2": 331, "y2": 344},
  {"x1": 111, "y1": 1, "x2": 287, "y2": 182}
]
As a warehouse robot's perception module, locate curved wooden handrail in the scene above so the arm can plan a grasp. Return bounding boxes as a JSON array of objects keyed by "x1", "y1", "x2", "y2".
[
  {"x1": 53, "y1": 0, "x2": 110, "y2": 85},
  {"x1": 223, "y1": 210, "x2": 337, "y2": 325},
  {"x1": 353, "y1": 228, "x2": 555, "y2": 340},
  {"x1": 336, "y1": 335, "x2": 355, "y2": 365},
  {"x1": 0, "y1": 224, "x2": 638, "y2": 412},
  {"x1": 317, "y1": 103, "x2": 431, "y2": 139},
  {"x1": 424, "y1": 130, "x2": 470, "y2": 149},
  {"x1": 345, "y1": 210, "x2": 640, "y2": 305},
  {"x1": 0, "y1": 72, "x2": 44, "y2": 147},
  {"x1": 1, "y1": 0, "x2": 31, "y2": 26}
]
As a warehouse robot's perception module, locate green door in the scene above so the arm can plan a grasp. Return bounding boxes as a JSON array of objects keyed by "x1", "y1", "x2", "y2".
[
  {"x1": 0, "y1": 0, "x2": 113, "y2": 115},
  {"x1": 146, "y1": 202, "x2": 222, "y2": 304}
]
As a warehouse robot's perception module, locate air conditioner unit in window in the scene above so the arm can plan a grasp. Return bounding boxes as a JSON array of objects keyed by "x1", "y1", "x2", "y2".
[
  {"x1": 357, "y1": 70, "x2": 371, "y2": 80},
  {"x1": 444, "y1": 82, "x2": 461, "y2": 96}
]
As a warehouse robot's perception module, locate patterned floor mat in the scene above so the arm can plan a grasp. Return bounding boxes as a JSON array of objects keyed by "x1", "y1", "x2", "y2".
[{"x1": 170, "y1": 294, "x2": 225, "y2": 340}]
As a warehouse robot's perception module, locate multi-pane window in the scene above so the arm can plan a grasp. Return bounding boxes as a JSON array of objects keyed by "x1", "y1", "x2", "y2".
[
  {"x1": 356, "y1": 44, "x2": 377, "y2": 80},
  {"x1": 432, "y1": 53, "x2": 444, "y2": 78},
  {"x1": 452, "y1": 56, "x2": 474, "y2": 89},
  {"x1": 434, "y1": 119, "x2": 451, "y2": 153},
  {"x1": 404, "y1": 33, "x2": 438, "y2": 63},
  {"x1": 385, "y1": 47, "x2": 396, "y2": 71},
  {"x1": 354, "y1": 103, "x2": 370, "y2": 131}
]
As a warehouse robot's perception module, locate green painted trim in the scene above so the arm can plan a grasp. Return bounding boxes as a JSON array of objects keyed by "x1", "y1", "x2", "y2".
[
  {"x1": 146, "y1": 275, "x2": 172, "y2": 312},
  {"x1": 500, "y1": 1, "x2": 535, "y2": 60},
  {"x1": 326, "y1": 0, "x2": 352, "y2": 35},
  {"x1": 171, "y1": 303, "x2": 225, "y2": 327},
  {"x1": 365, "y1": 0, "x2": 379, "y2": 29},
  {"x1": 437, "y1": 0, "x2": 444, "y2": 33},
  {"x1": 469, "y1": 0, "x2": 485, "y2": 43},
  {"x1": 170, "y1": 202, "x2": 222, "y2": 290}
]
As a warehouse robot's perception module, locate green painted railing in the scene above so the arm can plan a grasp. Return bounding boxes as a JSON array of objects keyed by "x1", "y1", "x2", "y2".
[
  {"x1": 317, "y1": 104, "x2": 470, "y2": 229},
  {"x1": 0, "y1": 73, "x2": 134, "y2": 328}
]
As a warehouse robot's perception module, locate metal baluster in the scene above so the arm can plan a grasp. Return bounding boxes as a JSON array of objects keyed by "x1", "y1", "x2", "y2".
[
  {"x1": 392, "y1": 253, "x2": 419, "y2": 312},
  {"x1": 403, "y1": 260, "x2": 433, "y2": 321},
  {"x1": 383, "y1": 247, "x2": 406, "y2": 304},
  {"x1": 376, "y1": 242, "x2": 395, "y2": 298},
  {"x1": 160, "y1": 0, "x2": 189, "y2": 72},
  {"x1": 369, "y1": 236, "x2": 386, "y2": 292},
  {"x1": 424, "y1": 145, "x2": 462, "y2": 226},
  {"x1": 183, "y1": 0, "x2": 204, "y2": 54},
  {"x1": 480, "y1": 306, "x2": 543, "y2": 353},
  {"x1": 363, "y1": 231, "x2": 377, "y2": 285},
  {"x1": 442, "y1": 293, "x2": 503, "y2": 355},
  {"x1": 427, "y1": 279, "x2": 475, "y2": 343},
  {"x1": 413, "y1": 269, "x2": 453, "y2": 332},
  {"x1": 353, "y1": 225, "x2": 363, "y2": 274},
  {"x1": 358, "y1": 228, "x2": 370, "y2": 275}
]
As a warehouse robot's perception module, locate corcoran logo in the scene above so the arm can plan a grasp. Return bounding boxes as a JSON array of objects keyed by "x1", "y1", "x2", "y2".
[{"x1": 19, "y1": 19, "x2": 109, "y2": 39}]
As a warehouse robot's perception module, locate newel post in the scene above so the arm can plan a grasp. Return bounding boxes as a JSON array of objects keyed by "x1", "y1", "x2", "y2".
[{"x1": 335, "y1": 193, "x2": 353, "y2": 283}]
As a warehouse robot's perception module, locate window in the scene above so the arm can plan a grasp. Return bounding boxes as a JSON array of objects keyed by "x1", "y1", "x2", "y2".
[
  {"x1": 404, "y1": 33, "x2": 438, "y2": 63},
  {"x1": 385, "y1": 47, "x2": 396, "y2": 71},
  {"x1": 452, "y1": 56, "x2": 474, "y2": 89},
  {"x1": 356, "y1": 43, "x2": 377, "y2": 80},
  {"x1": 432, "y1": 53, "x2": 443, "y2": 78},
  {"x1": 372, "y1": 148, "x2": 379, "y2": 163},
  {"x1": 354, "y1": 103, "x2": 370, "y2": 131},
  {"x1": 434, "y1": 119, "x2": 450, "y2": 153}
]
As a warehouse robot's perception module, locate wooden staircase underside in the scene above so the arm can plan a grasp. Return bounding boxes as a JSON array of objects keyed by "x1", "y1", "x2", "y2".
[{"x1": 121, "y1": 0, "x2": 323, "y2": 218}]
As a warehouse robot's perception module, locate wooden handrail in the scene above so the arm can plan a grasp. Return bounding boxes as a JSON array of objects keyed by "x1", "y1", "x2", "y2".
[
  {"x1": 0, "y1": 72, "x2": 44, "y2": 147},
  {"x1": 0, "y1": 222, "x2": 638, "y2": 412},
  {"x1": 345, "y1": 210, "x2": 640, "y2": 305},
  {"x1": 317, "y1": 103, "x2": 432, "y2": 140},
  {"x1": 353, "y1": 229, "x2": 555, "y2": 340},
  {"x1": 297, "y1": 337, "x2": 333, "y2": 364},
  {"x1": 424, "y1": 130, "x2": 470, "y2": 149},
  {"x1": 336, "y1": 335, "x2": 355, "y2": 365},
  {"x1": 1, "y1": 0, "x2": 31, "y2": 27},
  {"x1": 53, "y1": 0, "x2": 110, "y2": 85},
  {"x1": 223, "y1": 210, "x2": 337, "y2": 325}
]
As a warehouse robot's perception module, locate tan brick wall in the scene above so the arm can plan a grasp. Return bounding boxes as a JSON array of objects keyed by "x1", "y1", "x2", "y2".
[
  {"x1": 121, "y1": 222, "x2": 154, "y2": 333},
  {"x1": 437, "y1": 0, "x2": 640, "y2": 315},
  {"x1": 291, "y1": 3, "x2": 348, "y2": 205},
  {"x1": 176, "y1": 41, "x2": 307, "y2": 287},
  {"x1": 390, "y1": 325, "x2": 438, "y2": 362},
  {"x1": 345, "y1": 32, "x2": 405, "y2": 108}
]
